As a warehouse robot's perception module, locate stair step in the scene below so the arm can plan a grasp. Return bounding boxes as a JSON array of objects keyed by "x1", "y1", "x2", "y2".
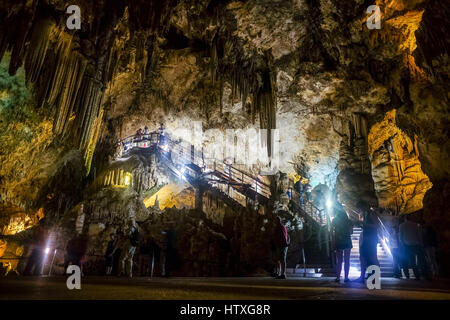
[{"x1": 287, "y1": 268, "x2": 317, "y2": 274}]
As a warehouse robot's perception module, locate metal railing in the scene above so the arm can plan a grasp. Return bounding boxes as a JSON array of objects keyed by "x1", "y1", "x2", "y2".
[
  {"x1": 343, "y1": 205, "x2": 393, "y2": 258},
  {"x1": 287, "y1": 180, "x2": 327, "y2": 226},
  {"x1": 116, "y1": 132, "x2": 272, "y2": 202},
  {"x1": 116, "y1": 132, "x2": 328, "y2": 227}
]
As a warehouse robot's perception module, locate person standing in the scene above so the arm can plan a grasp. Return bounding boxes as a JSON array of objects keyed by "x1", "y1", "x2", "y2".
[
  {"x1": 143, "y1": 126, "x2": 150, "y2": 140},
  {"x1": 272, "y1": 216, "x2": 290, "y2": 279},
  {"x1": 305, "y1": 184, "x2": 312, "y2": 202},
  {"x1": 112, "y1": 230, "x2": 123, "y2": 275},
  {"x1": 162, "y1": 224, "x2": 179, "y2": 278},
  {"x1": 158, "y1": 123, "x2": 166, "y2": 145},
  {"x1": 64, "y1": 233, "x2": 89, "y2": 276},
  {"x1": 136, "y1": 128, "x2": 143, "y2": 141},
  {"x1": 389, "y1": 220, "x2": 403, "y2": 279},
  {"x1": 294, "y1": 180, "x2": 304, "y2": 206},
  {"x1": 331, "y1": 204, "x2": 353, "y2": 282},
  {"x1": 119, "y1": 220, "x2": 140, "y2": 278},
  {"x1": 423, "y1": 224, "x2": 439, "y2": 279},
  {"x1": 355, "y1": 201, "x2": 379, "y2": 283},
  {"x1": 399, "y1": 215, "x2": 427, "y2": 280},
  {"x1": 23, "y1": 222, "x2": 48, "y2": 276},
  {"x1": 105, "y1": 233, "x2": 118, "y2": 275}
]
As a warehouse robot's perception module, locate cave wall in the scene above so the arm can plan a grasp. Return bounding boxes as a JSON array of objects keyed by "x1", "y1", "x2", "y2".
[
  {"x1": 0, "y1": 0, "x2": 449, "y2": 274},
  {"x1": 368, "y1": 109, "x2": 432, "y2": 214}
]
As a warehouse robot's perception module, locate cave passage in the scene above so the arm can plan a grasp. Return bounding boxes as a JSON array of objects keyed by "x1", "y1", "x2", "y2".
[{"x1": 0, "y1": 0, "x2": 449, "y2": 302}]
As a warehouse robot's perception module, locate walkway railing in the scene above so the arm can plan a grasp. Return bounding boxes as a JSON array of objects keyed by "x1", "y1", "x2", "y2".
[
  {"x1": 117, "y1": 131, "x2": 271, "y2": 201},
  {"x1": 116, "y1": 132, "x2": 324, "y2": 225},
  {"x1": 343, "y1": 205, "x2": 394, "y2": 258},
  {"x1": 287, "y1": 179, "x2": 327, "y2": 226}
]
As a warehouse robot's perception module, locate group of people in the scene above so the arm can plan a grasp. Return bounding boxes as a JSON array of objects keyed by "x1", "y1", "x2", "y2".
[
  {"x1": 331, "y1": 200, "x2": 439, "y2": 283},
  {"x1": 134, "y1": 126, "x2": 151, "y2": 142},
  {"x1": 62, "y1": 220, "x2": 140, "y2": 277},
  {"x1": 391, "y1": 214, "x2": 438, "y2": 280},
  {"x1": 103, "y1": 222, "x2": 179, "y2": 278},
  {"x1": 121, "y1": 124, "x2": 167, "y2": 154},
  {"x1": 103, "y1": 221, "x2": 140, "y2": 277},
  {"x1": 133, "y1": 124, "x2": 166, "y2": 143},
  {"x1": 270, "y1": 196, "x2": 440, "y2": 282},
  {"x1": 293, "y1": 180, "x2": 312, "y2": 206},
  {"x1": 19, "y1": 197, "x2": 439, "y2": 282}
]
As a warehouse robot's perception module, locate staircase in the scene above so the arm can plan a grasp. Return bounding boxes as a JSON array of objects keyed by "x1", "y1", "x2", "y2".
[
  {"x1": 118, "y1": 132, "x2": 402, "y2": 279},
  {"x1": 118, "y1": 132, "x2": 399, "y2": 279},
  {"x1": 349, "y1": 227, "x2": 394, "y2": 277},
  {"x1": 118, "y1": 132, "x2": 327, "y2": 224},
  {"x1": 287, "y1": 227, "x2": 394, "y2": 278},
  {"x1": 119, "y1": 132, "x2": 342, "y2": 277}
]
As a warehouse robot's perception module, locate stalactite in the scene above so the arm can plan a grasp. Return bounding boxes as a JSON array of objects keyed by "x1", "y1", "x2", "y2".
[
  {"x1": 6, "y1": 0, "x2": 39, "y2": 75},
  {"x1": 211, "y1": 30, "x2": 277, "y2": 158},
  {"x1": 84, "y1": 107, "x2": 105, "y2": 176},
  {"x1": 24, "y1": 17, "x2": 54, "y2": 84}
]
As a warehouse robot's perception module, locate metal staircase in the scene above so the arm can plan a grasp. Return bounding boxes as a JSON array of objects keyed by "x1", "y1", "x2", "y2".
[
  {"x1": 117, "y1": 132, "x2": 350, "y2": 278},
  {"x1": 117, "y1": 132, "x2": 398, "y2": 279},
  {"x1": 287, "y1": 227, "x2": 394, "y2": 278},
  {"x1": 117, "y1": 132, "x2": 324, "y2": 225},
  {"x1": 350, "y1": 227, "x2": 394, "y2": 277}
]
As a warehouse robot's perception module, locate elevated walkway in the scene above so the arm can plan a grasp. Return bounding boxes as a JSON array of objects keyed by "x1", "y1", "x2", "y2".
[
  {"x1": 116, "y1": 132, "x2": 325, "y2": 228},
  {"x1": 116, "y1": 131, "x2": 396, "y2": 278}
]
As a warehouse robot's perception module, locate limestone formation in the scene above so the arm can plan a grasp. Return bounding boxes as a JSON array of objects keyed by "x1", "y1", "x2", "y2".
[
  {"x1": 0, "y1": 0, "x2": 449, "y2": 275},
  {"x1": 368, "y1": 109, "x2": 433, "y2": 214}
]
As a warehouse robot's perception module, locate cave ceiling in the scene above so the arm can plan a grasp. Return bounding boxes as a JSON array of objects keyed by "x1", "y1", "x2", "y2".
[{"x1": 0, "y1": 0, "x2": 448, "y2": 215}]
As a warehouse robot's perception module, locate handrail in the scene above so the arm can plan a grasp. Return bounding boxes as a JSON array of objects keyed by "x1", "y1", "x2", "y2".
[
  {"x1": 118, "y1": 132, "x2": 271, "y2": 202},
  {"x1": 115, "y1": 132, "x2": 329, "y2": 223},
  {"x1": 118, "y1": 134, "x2": 332, "y2": 225},
  {"x1": 288, "y1": 180, "x2": 326, "y2": 226},
  {"x1": 114, "y1": 132, "x2": 335, "y2": 226},
  {"x1": 121, "y1": 132, "x2": 272, "y2": 198},
  {"x1": 343, "y1": 205, "x2": 393, "y2": 248},
  {"x1": 164, "y1": 135, "x2": 271, "y2": 190}
]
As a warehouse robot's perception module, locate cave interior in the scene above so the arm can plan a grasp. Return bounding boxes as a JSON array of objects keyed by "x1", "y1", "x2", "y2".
[{"x1": 0, "y1": 0, "x2": 449, "y2": 278}]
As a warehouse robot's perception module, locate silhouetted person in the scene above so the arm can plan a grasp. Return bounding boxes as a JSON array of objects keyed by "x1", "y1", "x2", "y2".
[
  {"x1": 118, "y1": 221, "x2": 140, "y2": 278},
  {"x1": 112, "y1": 230, "x2": 123, "y2": 275},
  {"x1": 23, "y1": 222, "x2": 48, "y2": 276},
  {"x1": 305, "y1": 184, "x2": 312, "y2": 202},
  {"x1": 139, "y1": 236, "x2": 159, "y2": 276},
  {"x1": 143, "y1": 126, "x2": 150, "y2": 139},
  {"x1": 355, "y1": 202, "x2": 379, "y2": 282},
  {"x1": 294, "y1": 180, "x2": 304, "y2": 206},
  {"x1": 135, "y1": 128, "x2": 143, "y2": 142},
  {"x1": 162, "y1": 225, "x2": 178, "y2": 277},
  {"x1": 158, "y1": 123, "x2": 167, "y2": 145},
  {"x1": 65, "y1": 233, "x2": 89, "y2": 276},
  {"x1": 399, "y1": 215, "x2": 427, "y2": 280},
  {"x1": 105, "y1": 233, "x2": 118, "y2": 275},
  {"x1": 331, "y1": 203, "x2": 353, "y2": 282},
  {"x1": 389, "y1": 219, "x2": 404, "y2": 279},
  {"x1": 423, "y1": 224, "x2": 439, "y2": 278},
  {"x1": 272, "y1": 216, "x2": 290, "y2": 279}
]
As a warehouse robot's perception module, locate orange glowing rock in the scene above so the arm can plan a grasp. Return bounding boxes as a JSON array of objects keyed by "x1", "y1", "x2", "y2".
[{"x1": 368, "y1": 109, "x2": 432, "y2": 214}]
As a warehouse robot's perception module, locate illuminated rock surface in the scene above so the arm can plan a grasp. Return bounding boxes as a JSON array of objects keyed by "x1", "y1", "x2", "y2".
[
  {"x1": 369, "y1": 109, "x2": 432, "y2": 214},
  {"x1": 0, "y1": 0, "x2": 449, "y2": 275}
]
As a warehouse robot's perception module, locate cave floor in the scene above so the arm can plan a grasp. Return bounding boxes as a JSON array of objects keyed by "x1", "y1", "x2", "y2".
[{"x1": 1, "y1": 276, "x2": 449, "y2": 300}]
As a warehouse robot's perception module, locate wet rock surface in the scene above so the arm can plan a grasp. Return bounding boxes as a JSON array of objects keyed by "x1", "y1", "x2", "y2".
[{"x1": 0, "y1": 0, "x2": 449, "y2": 275}]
